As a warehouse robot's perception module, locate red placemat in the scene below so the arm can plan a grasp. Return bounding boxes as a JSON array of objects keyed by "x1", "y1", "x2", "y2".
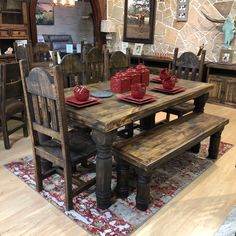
[
  {"x1": 118, "y1": 94, "x2": 157, "y2": 104},
  {"x1": 151, "y1": 85, "x2": 186, "y2": 94},
  {"x1": 66, "y1": 96, "x2": 102, "y2": 108}
]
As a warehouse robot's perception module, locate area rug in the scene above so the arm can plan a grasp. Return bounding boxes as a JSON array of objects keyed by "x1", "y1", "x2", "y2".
[
  {"x1": 215, "y1": 206, "x2": 236, "y2": 236},
  {"x1": 5, "y1": 141, "x2": 233, "y2": 236}
]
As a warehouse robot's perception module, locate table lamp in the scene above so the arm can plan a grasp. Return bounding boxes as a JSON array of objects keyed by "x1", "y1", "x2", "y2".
[{"x1": 101, "y1": 20, "x2": 116, "y2": 50}]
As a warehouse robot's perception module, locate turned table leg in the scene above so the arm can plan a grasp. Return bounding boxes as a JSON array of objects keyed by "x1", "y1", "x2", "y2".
[{"x1": 92, "y1": 129, "x2": 117, "y2": 210}]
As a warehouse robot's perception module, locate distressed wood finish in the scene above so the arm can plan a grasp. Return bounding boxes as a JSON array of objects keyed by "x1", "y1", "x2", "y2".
[
  {"x1": 109, "y1": 49, "x2": 130, "y2": 77},
  {"x1": 13, "y1": 42, "x2": 28, "y2": 61},
  {"x1": 0, "y1": 62, "x2": 28, "y2": 149},
  {"x1": 113, "y1": 112, "x2": 229, "y2": 210},
  {"x1": 19, "y1": 60, "x2": 97, "y2": 211},
  {"x1": 165, "y1": 48, "x2": 206, "y2": 120},
  {"x1": 84, "y1": 47, "x2": 105, "y2": 84},
  {"x1": 27, "y1": 42, "x2": 52, "y2": 68},
  {"x1": 60, "y1": 54, "x2": 84, "y2": 88},
  {"x1": 207, "y1": 62, "x2": 236, "y2": 108},
  {"x1": 64, "y1": 78, "x2": 213, "y2": 209}
]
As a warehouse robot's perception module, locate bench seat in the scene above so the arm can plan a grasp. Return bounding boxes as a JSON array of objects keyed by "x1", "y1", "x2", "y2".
[{"x1": 113, "y1": 112, "x2": 229, "y2": 210}]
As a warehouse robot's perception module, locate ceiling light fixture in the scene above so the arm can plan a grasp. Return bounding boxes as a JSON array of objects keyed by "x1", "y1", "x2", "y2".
[{"x1": 52, "y1": 0, "x2": 77, "y2": 7}]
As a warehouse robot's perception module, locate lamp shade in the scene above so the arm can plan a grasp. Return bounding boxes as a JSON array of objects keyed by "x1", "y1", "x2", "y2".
[{"x1": 101, "y1": 20, "x2": 116, "y2": 33}]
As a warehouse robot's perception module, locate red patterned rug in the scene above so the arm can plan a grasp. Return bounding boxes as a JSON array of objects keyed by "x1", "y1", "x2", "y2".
[{"x1": 5, "y1": 141, "x2": 233, "y2": 236}]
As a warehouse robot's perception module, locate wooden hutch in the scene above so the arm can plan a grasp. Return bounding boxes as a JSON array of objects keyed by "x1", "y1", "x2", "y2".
[
  {"x1": 207, "y1": 62, "x2": 236, "y2": 108},
  {"x1": 0, "y1": 0, "x2": 29, "y2": 63}
]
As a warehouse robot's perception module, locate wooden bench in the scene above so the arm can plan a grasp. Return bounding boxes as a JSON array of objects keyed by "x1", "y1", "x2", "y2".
[{"x1": 112, "y1": 112, "x2": 229, "y2": 211}]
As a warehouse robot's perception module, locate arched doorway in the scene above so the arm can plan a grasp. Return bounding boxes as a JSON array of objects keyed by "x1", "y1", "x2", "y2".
[{"x1": 29, "y1": 0, "x2": 103, "y2": 47}]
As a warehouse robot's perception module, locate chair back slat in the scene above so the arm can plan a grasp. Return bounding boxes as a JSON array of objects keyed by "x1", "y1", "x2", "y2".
[
  {"x1": 32, "y1": 95, "x2": 42, "y2": 125},
  {"x1": 41, "y1": 97, "x2": 50, "y2": 128},
  {"x1": 48, "y1": 99, "x2": 59, "y2": 131}
]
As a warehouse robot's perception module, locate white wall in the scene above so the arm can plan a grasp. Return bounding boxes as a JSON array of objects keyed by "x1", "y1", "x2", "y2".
[{"x1": 36, "y1": 0, "x2": 94, "y2": 44}]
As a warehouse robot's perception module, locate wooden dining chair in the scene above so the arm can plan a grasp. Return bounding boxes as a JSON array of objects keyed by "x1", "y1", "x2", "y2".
[
  {"x1": 84, "y1": 47, "x2": 106, "y2": 84},
  {"x1": 19, "y1": 60, "x2": 97, "y2": 211},
  {"x1": 0, "y1": 62, "x2": 28, "y2": 149},
  {"x1": 109, "y1": 49, "x2": 131, "y2": 77},
  {"x1": 60, "y1": 54, "x2": 84, "y2": 88},
  {"x1": 13, "y1": 42, "x2": 28, "y2": 61},
  {"x1": 27, "y1": 42, "x2": 52, "y2": 68},
  {"x1": 165, "y1": 48, "x2": 206, "y2": 121}
]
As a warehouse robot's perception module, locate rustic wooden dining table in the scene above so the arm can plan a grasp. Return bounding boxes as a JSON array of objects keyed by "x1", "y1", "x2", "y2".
[{"x1": 64, "y1": 78, "x2": 213, "y2": 210}]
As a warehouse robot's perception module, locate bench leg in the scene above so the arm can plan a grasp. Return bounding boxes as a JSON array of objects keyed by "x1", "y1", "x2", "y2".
[
  {"x1": 136, "y1": 172, "x2": 151, "y2": 211},
  {"x1": 190, "y1": 143, "x2": 201, "y2": 153},
  {"x1": 207, "y1": 129, "x2": 223, "y2": 159},
  {"x1": 116, "y1": 160, "x2": 130, "y2": 198}
]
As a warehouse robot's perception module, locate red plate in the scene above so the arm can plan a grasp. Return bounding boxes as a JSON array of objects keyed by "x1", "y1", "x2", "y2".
[
  {"x1": 66, "y1": 96, "x2": 102, "y2": 108},
  {"x1": 151, "y1": 85, "x2": 186, "y2": 94},
  {"x1": 118, "y1": 94, "x2": 157, "y2": 104},
  {"x1": 150, "y1": 75, "x2": 162, "y2": 83}
]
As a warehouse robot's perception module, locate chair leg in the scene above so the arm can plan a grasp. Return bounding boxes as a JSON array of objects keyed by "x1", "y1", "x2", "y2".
[
  {"x1": 116, "y1": 159, "x2": 129, "y2": 198},
  {"x1": 22, "y1": 111, "x2": 28, "y2": 137},
  {"x1": 34, "y1": 155, "x2": 43, "y2": 192},
  {"x1": 1, "y1": 119, "x2": 10, "y2": 149},
  {"x1": 64, "y1": 162, "x2": 73, "y2": 211}
]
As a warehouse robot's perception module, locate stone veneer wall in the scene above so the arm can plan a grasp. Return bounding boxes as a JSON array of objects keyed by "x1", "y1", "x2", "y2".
[{"x1": 108, "y1": 0, "x2": 236, "y2": 62}]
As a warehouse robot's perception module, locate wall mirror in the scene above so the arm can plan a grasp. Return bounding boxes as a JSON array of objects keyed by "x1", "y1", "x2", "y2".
[{"x1": 123, "y1": 0, "x2": 156, "y2": 44}]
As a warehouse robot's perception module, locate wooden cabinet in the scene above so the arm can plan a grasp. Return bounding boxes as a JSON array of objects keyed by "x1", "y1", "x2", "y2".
[
  {"x1": 0, "y1": 0, "x2": 29, "y2": 53},
  {"x1": 0, "y1": 54, "x2": 16, "y2": 63},
  {"x1": 130, "y1": 55, "x2": 172, "y2": 74},
  {"x1": 207, "y1": 63, "x2": 236, "y2": 107}
]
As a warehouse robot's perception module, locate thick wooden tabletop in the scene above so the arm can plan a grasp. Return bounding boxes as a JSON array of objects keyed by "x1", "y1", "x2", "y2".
[{"x1": 65, "y1": 79, "x2": 213, "y2": 132}]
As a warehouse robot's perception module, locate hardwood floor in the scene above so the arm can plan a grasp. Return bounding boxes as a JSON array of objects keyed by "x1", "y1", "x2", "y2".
[{"x1": 0, "y1": 102, "x2": 236, "y2": 236}]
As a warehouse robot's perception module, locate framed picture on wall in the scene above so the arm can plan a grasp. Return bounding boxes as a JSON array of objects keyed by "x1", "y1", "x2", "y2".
[
  {"x1": 219, "y1": 48, "x2": 233, "y2": 64},
  {"x1": 133, "y1": 43, "x2": 144, "y2": 56},
  {"x1": 176, "y1": 0, "x2": 189, "y2": 22},
  {"x1": 123, "y1": 0, "x2": 156, "y2": 44},
  {"x1": 36, "y1": 3, "x2": 54, "y2": 25}
]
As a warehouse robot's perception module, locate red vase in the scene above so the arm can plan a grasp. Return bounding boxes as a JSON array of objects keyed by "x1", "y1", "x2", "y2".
[
  {"x1": 131, "y1": 83, "x2": 146, "y2": 99},
  {"x1": 73, "y1": 85, "x2": 90, "y2": 101},
  {"x1": 126, "y1": 67, "x2": 141, "y2": 84},
  {"x1": 159, "y1": 68, "x2": 171, "y2": 81},
  {"x1": 136, "y1": 64, "x2": 150, "y2": 86},
  {"x1": 162, "y1": 76, "x2": 176, "y2": 90},
  {"x1": 110, "y1": 73, "x2": 131, "y2": 93}
]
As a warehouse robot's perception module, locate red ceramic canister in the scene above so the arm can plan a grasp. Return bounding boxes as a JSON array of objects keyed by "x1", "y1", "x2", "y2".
[
  {"x1": 136, "y1": 63, "x2": 150, "y2": 86},
  {"x1": 126, "y1": 67, "x2": 141, "y2": 85},
  {"x1": 110, "y1": 74, "x2": 120, "y2": 93},
  {"x1": 110, "y1": 72, "x2": 131, "y2": 93}
]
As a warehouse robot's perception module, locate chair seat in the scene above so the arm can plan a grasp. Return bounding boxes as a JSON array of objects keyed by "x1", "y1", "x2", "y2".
[
  {"x1": 35, "y1": 129, "x2": 96, "y2": 168},
  {"x1": 165, "y1": 102, "x2": 195, "y2": 116},
  {"x1": 5, "y1": 99, "x2": 25, "y2": 118}
]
